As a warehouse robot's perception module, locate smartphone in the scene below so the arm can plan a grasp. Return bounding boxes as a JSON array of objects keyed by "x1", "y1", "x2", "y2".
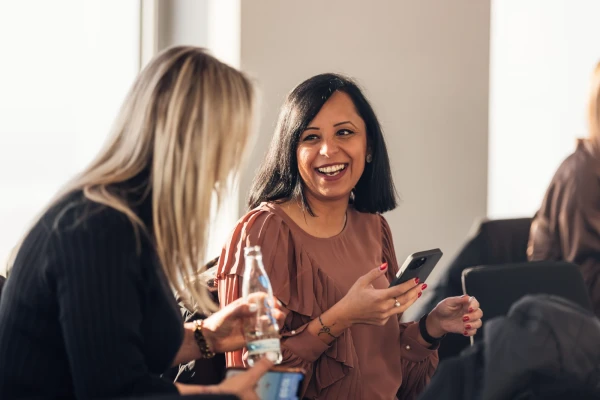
[
  {"x1": 389, "y1": 248, "x2": 443, "y2": 287},
  {"x1": 225, "y1": 367, "x2": 305, "y2": 400}
]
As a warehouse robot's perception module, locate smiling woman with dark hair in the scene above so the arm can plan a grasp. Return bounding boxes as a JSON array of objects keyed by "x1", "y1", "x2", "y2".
[
  {"x1": 217, "y1": 74, "x2": 483, "y2": 400},
  {"x1": 248, "y1": 74, "x2": 397, "y2": 215}
]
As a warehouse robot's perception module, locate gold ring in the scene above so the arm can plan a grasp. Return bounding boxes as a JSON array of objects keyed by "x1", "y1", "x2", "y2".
[{"x1": 394, "y1": 298, "x2": 401, "y2": 307}]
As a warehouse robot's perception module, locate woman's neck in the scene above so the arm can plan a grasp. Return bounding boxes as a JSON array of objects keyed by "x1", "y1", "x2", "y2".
[{"x1": 281, "y1": 195, "x2": 348, "y2": 238}]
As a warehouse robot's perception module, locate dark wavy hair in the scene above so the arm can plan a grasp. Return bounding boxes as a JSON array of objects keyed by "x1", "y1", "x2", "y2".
[{"x1": 248, "y1": 73, "x2": 398, "y2": 215}]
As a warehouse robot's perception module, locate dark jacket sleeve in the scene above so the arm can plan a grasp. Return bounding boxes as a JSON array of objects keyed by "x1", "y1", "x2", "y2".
[{"x1": 51, "y1": 210, "x2": 178, "y2": 399}]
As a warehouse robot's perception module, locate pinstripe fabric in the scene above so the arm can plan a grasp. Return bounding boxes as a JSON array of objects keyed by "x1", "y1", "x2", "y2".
[{"x1": 0, "y1": 192, "x2": 183, "y2": 399}]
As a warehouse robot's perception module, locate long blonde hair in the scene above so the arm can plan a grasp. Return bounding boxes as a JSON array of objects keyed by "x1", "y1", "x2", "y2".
[
  {"x1": 9, "y1": 46, "x2": 255, "y2": 313},
  {"x1": 588, "y1": 61, "x2": 600, "y2": 151}
]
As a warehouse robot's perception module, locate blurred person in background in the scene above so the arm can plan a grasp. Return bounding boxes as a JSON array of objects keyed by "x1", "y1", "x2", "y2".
[
  {"x1": 529, "y1": 61, "x2": 600, "y2": 317},
  {"x1": 217, "y1": 74, "x2": 484, "y2": 400},
  {"x1": 0, "y1": 46, "x2": 282, "y2": 400}
]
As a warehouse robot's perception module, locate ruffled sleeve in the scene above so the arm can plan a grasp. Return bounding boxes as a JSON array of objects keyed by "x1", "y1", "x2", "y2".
[
  {"x1": 217, "y1": 206, "x2": 359, "y2": 397},
  {"x1": 380, "y1": 215, "x2": 439, "y2": 399}
]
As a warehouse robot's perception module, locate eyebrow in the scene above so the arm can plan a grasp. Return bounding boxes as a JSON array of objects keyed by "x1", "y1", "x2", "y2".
[
  {"x1": 304, "y1": 120, "x2": 358, "y2": 131},
  {"x1": 334, "y1": 121, "x2": 358, "y2": 128}
]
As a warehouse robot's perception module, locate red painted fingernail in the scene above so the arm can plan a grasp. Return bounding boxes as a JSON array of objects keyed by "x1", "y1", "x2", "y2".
[
  {"x1": 468, "y1": 307, "x2": 474, "y2": 313},
  {"x1": 463, "y1": 331, "x2": 469, "y2": 336},
  {"x1": 414, "y1": 277, "x2": 420, "y2": 284},
  {"x1": 465, "y1": 324, "x2": 471, "y2": 329},
  {"x1": 418, "y1": 292, "x2": 422, "y2": 298},
  {"x1": 462, "y1": 316, "x2": 470, "y2": 322},
  {"x1": 421, "y1": 284, "x2": 427, "y2": 290},
  {"x1": 379, "y1": 263, "x2": 388, "y2": 271}
]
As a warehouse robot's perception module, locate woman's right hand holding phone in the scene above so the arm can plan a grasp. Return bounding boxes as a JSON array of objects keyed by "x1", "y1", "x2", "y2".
[{"x1": 335, "y1": 263, "x2": 425, "y2": 327}]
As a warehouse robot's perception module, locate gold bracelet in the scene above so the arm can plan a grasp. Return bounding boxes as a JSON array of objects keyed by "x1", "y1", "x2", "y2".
[{"x1": 193, "y1": 320, "x2": 215, "y2": 359}]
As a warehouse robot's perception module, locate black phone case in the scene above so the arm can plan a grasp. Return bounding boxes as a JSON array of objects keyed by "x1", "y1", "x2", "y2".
[{"x1": 389, "y1": 249, "x2": 443, "y2": 287}]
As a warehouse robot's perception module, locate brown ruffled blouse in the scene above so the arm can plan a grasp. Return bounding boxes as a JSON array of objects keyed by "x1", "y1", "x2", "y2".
[{"x1": 217, "y1": 203, "x2": 438, "y2": 399}]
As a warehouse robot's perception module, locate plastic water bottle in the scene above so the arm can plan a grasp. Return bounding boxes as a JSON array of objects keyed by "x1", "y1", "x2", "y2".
[{"x1": 242, "y1": 245, "x2": 282, "y2": 366}]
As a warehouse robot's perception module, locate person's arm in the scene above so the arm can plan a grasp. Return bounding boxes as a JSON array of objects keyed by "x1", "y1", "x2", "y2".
[
  {"x1": 52, "y1": 211, "x2": 178, "y2": 399},
  {"x1": 176, "y1": 358, "x2": 274, "y2": 399},
  {"x1": 396, "y1": 323, "x2": 439, "y2": 400},
  {"x1": 171, "y1": 322, "x2": 203, "y2": 366},
  {"x1": 397, "y1": 296, "x2": 482, "y2": 400},
  {"x1": 171, "y1": 294, "x2": 287, "y2": 366},
  {"x1": 219, "y1": 263, "x2": 423, "y2": 368},
  {"x1": 379, "y1": 215, "x2": 439, "y2": 399}
]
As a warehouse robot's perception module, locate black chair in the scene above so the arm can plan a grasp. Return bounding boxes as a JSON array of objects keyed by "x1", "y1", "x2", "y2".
[
  {"x1": 462, "y1": 261, "x2": 593, "y2": 343},
  {"x1": 411, "y1": 217, "x2": 532, "y2": 361}
]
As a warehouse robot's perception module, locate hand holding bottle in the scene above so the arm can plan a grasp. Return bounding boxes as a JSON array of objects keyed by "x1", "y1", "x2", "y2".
[
  {"x1": 201, "y1": 293, "x2": 286, "y2": 353},
  {"x1": 243, "y1": 245, "x2": 283, "y2": 365}
]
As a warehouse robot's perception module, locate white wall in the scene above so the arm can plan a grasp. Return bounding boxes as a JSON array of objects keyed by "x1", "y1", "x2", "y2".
[
  {"x1": 239, "y1": 0, "x2": 491, "y2": 319},
  {"x1": 488, "y1": 0, "x2": 600, "y2": 218},
  {"x1": 157, "y1": 0, "x2": 209, "y2": 53}
]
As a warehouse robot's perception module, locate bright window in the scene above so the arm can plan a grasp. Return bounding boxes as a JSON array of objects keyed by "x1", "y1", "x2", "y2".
[{"x1": 0, "y1": 0, "x2": 140, "y2": 274}]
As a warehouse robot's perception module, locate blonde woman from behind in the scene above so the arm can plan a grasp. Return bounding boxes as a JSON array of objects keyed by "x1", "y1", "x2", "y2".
[{"x1": 0, "y1": 46, "x2": 281, "y2": 400}]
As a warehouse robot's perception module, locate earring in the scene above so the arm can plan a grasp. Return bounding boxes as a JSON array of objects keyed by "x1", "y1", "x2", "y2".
[{"x1": 366, "y1": 154, "x2": 373, "y2": 163}]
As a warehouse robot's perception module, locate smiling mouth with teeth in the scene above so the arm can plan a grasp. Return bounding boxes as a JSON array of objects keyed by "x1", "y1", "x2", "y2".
[{"x1": 316, "y1": 164, "x2": 347, "y2": 176}]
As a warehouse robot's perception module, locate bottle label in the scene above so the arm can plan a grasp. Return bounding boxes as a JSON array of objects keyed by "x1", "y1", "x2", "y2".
[
  {"x1": 259, "y1": 275, "x2": 270, "y2": 289},
  {"x1": 247, "y1": 338, "x2": 281, "y2": 356}
]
